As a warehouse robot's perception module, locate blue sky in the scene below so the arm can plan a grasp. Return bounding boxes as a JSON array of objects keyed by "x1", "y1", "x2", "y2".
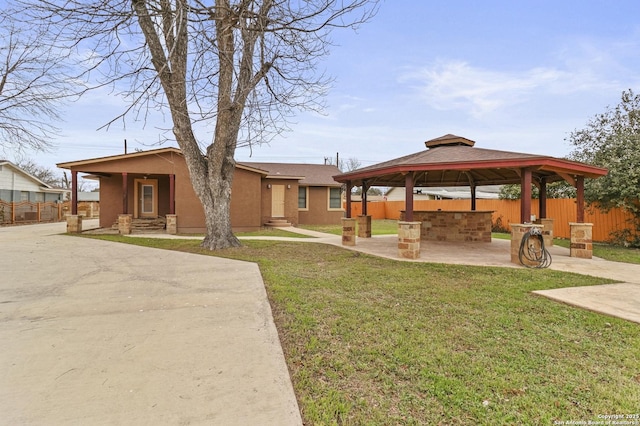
[{"x1": 28, "y1": 0, "x2": 640, "y2": 172}]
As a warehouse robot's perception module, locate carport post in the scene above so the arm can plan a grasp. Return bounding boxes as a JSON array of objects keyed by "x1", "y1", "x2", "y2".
[
  {"x1": 520, "y1": 168, "x2": 532, "y2": 223},
  {"x1": 470, "y1": 184, "x2": 477, "y2": 211},
  {"x1": 71, "y1": 171, "x2": 78, "y2": 215},
  {"x1": 539, "y1": 177, "x2": 547, "y2": 219},
  {"x1": 405, "y1": 173, "x2": 414, "y2": 222},
  {"x1": 122, "y1": 172, "x2": 128, "y2": 214},
  {"x1": 576, "y1": 176, "x2": 585, "y2": 223},
  {"x1": 362, "y1": 180, "x2": 368, "y2": 216},
  {"x1": 346, "y1": 181, "x2": 353, "y2": 218},
  {"x1": 169, "y1": 174, "x2": 175, "y2": 215}
]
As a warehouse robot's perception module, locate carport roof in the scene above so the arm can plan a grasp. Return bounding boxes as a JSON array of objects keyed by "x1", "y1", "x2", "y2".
[{"x1": 334, "y1": 134, "x2": 608, "y2": 187}]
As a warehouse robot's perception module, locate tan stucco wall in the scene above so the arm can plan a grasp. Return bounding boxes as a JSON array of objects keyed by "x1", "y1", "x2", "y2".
[
  {"x1": 99, "y1": 177, "x2": 123, "y2": 229},
  {"x1": 298, "y1": 186, "x2": 343, "y2": 225},
  {"x1": 260, "y1": 179, "x2": 300, "y2": 226},
  {"x1": 72, "y1": 151, "x2": 340, "y2": 232},
  {"x1": 77, "y1": 151, "x2": 263, "y2": 232},
  {"x1": 230, "y1": 168, "x2": 262, "y2": 230}
]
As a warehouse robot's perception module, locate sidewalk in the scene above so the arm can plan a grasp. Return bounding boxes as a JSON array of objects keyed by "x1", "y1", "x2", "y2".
[
  {"x1": 132, "y1": 227, "x2": 640, "y2": 323},
  {"x1": 236, "y1": 227, "x2": 640, "y2": 325},
  {"x1": 138, "y1": 226, "x2": 640, "y2": 324},
  {"x1": 0, "y1": 221, "x2": 302, "y2": 425}
]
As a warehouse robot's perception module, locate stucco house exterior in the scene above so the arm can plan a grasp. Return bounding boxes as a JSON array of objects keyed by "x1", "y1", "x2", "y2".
[
  {"x1": 0, "y1": 160, "x2": 68, "y2": 203},
  {"x1": 57, "y1": 148, "x2": 344, "y2": 233}
]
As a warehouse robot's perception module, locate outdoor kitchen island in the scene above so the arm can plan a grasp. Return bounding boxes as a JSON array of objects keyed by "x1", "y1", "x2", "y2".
[{"x1": 400, "y1": 210, "x2": 493, "y2": 242}]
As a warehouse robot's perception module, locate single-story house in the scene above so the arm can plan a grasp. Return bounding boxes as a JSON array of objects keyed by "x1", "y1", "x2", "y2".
[
  {"x1": 57, "y1": 148, "x2": 344, "y2": 233},
  {"x1": 0, "y1": 160, "x2": 68, "y2": 203}
]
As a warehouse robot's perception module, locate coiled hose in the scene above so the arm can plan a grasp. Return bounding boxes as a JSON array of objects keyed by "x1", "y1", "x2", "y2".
[{"x1": 519, "y1": 227, "x2": 552, "y2": 268}]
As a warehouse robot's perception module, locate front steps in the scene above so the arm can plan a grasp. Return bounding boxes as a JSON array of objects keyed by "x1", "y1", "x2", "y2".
[
  {"x1": 264, "y1": 219, "x2": 292, "y2": 228},
  {"x1": 112, "y1": 217, "x2": 167, "y2": 233}
]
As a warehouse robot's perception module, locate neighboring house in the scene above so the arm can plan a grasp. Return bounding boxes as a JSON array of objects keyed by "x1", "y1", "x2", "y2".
[
  {"x1": 57, "y1": 148, "x2": 344, "y2": 233},
  {"x1": 0, "y1": 160, "x2": 68, "y2": 203},
  {"x1": 384, "y1": 185, "x2": 501, "y2": 201}
]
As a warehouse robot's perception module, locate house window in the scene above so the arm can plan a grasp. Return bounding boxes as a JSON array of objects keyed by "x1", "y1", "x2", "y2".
[
  {"x1": 20, "y1": 191, "x2": 29, "y2": 202},
  {"x1": 298, "y1": 186, "x2": 308, "y2": 210},
  {"x1": 328, "y1": 187, "x2": 342, "y2": 210},
  {"x1": 34, "y1": 192, "x2": 45, "y2": 202}
]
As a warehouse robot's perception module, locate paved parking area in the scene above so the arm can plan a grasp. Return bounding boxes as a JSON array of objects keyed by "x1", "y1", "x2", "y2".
[{"x1": 0, "y1": 221, "x2": 301, "y2": 425}]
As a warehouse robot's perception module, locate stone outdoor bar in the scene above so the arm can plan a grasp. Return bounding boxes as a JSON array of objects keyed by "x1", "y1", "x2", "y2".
[{"x1": 400, "y1": 210, "x2": 493, "y2": 242}]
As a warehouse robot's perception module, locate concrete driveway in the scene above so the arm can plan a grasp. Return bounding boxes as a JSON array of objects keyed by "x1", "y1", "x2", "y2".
[{"x1": 0, "y1": 221, "x2": 301, "y2": 425}]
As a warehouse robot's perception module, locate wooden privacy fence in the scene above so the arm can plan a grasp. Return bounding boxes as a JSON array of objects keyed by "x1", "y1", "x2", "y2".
[
  {"x1": 0, "y1": 201, "x2": 71, "y2": 225},
  {"x1": 346, "y1": 199, "x2": 634, "y2": 242}
]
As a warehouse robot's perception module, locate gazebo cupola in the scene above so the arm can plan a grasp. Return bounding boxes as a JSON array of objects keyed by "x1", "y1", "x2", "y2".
[{"x1": 425, "y1": 134, "x2": 475, "y2": 148}]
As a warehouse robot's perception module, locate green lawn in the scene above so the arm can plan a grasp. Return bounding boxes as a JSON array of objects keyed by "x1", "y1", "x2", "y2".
[
  {"x1": 300, "y1": 219, "x2": 399, "y2": 236},
  {"x1": 553, "y1": 238, "x2": 640, "y2": 265},
  {"x1": 80, "y1": 234, "x2": 640, "y2": 425},
  {"x1": 235, "y1": 227, "x2": 312, "y2": 238}
]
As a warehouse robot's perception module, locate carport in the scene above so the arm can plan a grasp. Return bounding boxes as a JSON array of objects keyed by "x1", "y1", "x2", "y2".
[{"x1": 333, "y1": 134, "x2": 608, "y2": 261}]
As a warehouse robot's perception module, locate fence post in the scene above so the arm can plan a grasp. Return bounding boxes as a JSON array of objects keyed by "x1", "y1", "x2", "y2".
[{"x1": 11, "y1": 202, "x2": 15, "y2": 224}]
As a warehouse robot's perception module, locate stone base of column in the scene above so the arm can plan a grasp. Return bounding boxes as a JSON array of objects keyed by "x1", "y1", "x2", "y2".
[
  {"x1": 570, "y1": 222, "x2": 593, "y2": 259},
  {"x1": 511, "y1": 223, "x2": 544, "y2": 266},
  {"x1": 535, "y1": 218, "x2": 554, "y2": 247},
  {"x1": 398, "y1": 221, "x2": 421, "y2": 259},
  {"x1": 166, "y1": 214, "x2": 178, "y2": 235},
  {"x1": 118, "y1": 214, "x2": 133, "y2": 235},
  {"x1": 66, "y1": 215, "x2": 83, "y2": 234},
  {"x1": 341, "y1": 218, "x2": 356, "y2": 246},
  {"x1": 357, "y1": 215, "x2": 372, "y2": 238}
]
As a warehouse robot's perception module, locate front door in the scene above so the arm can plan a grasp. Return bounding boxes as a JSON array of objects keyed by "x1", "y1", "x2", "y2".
[
  {"x1": 271, "y1": 184, "x2": 285, "y2": 217},
  {"x1": 134, "y1": 178, "x2": 158, "y2": 218}
]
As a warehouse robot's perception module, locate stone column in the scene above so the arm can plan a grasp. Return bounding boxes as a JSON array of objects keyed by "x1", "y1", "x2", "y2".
[
  {"x1": 535, "y1": 218, "x2": 554, "y2": 247},
  {"x1": 341, "y1": 217, "x2": 356, "y2": 246},
  {"x1": 570, "y1": 222, "x2": 593, "y2": 259},
  {"x1": 118, "y1": 214, "x2": 133, "y2": 235},
  {"x1": 166, "y1": 214, "x2": 178, "y2": 235},
  {"x1": 511, "y1": 223, "x2": 544, "y2": 266},
  {"x1": 398, "y1": 221, "x2": 421, "y2": 259},
  {"x1": 66, "y1": 215, "x2": 83, "y2": 234},
  {"x1": 357, "y1": 215, "x2": 372, "y2": 238}
]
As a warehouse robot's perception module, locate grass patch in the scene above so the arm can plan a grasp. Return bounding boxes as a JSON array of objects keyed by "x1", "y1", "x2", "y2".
[
  {"x1": 492, "y1": 232, "x2": 511, "y2": 240},
  {"x1": 80, "y1": 234, "x2": 640, "y2": 425},
  {"x1": 300, "y1": 219, "x2": 398, "y2": 236},
  {"x1": 554, "y1": 238, "x2": 640, "y2": 264},
  {"x1": 235, "y1": 227, "x2": 312, "y2": 238}
]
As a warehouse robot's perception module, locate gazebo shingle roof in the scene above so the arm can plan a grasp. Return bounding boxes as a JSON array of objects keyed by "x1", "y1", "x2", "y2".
[{"x1": 334, "y1": 134, "x2": 607, "y2": 187}]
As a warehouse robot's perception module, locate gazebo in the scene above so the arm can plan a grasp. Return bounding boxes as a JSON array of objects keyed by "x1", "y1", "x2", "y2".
[{"x1": 333, "y1": 134, "x2": 608, "y2": 261}]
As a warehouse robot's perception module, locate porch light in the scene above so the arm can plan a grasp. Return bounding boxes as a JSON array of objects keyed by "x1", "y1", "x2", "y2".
[{"x1": 267, "y1": 184, "x2": 271, "y2": 189}]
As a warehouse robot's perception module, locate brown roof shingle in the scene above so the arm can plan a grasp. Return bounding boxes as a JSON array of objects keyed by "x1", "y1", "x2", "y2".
[{"x1": 239, "y1": 162, "x2": 342, "y2": 186}]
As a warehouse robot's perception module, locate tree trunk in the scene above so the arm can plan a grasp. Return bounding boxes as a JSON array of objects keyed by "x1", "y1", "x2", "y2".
[
  {"x1": 201, "y1": 153, "x2": 241, "y2": 250},
  {"x1": 171, "y1": 114, "x2": 241, "y2": 250}
]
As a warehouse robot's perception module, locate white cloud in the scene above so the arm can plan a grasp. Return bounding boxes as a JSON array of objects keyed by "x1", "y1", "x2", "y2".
[{"x1": 399, "y1": 59, "x2": 619, "y2": 118}]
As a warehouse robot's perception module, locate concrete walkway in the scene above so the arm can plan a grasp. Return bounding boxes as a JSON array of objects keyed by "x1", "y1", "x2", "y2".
[
  {"x1": 235, "y1": 228, "x2": 640, "y2": 325},
  {"x1": 139, "y1": 226, "x2": 640, "y2": 325},
  {"x1": 0, "y1": 221, "x2": 302, "y2": 425}
]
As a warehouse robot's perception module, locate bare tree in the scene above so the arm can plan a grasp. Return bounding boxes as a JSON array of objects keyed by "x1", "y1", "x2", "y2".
[
  {"x1": 17, "y1": 0, "x2": 378, "y2": 249},
  {"x1": 325, "y1": 155, "x2": 361, "y2": 172},
  {"x1": 0, "y1": 14, "x2": 73, "y2": 154}
]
